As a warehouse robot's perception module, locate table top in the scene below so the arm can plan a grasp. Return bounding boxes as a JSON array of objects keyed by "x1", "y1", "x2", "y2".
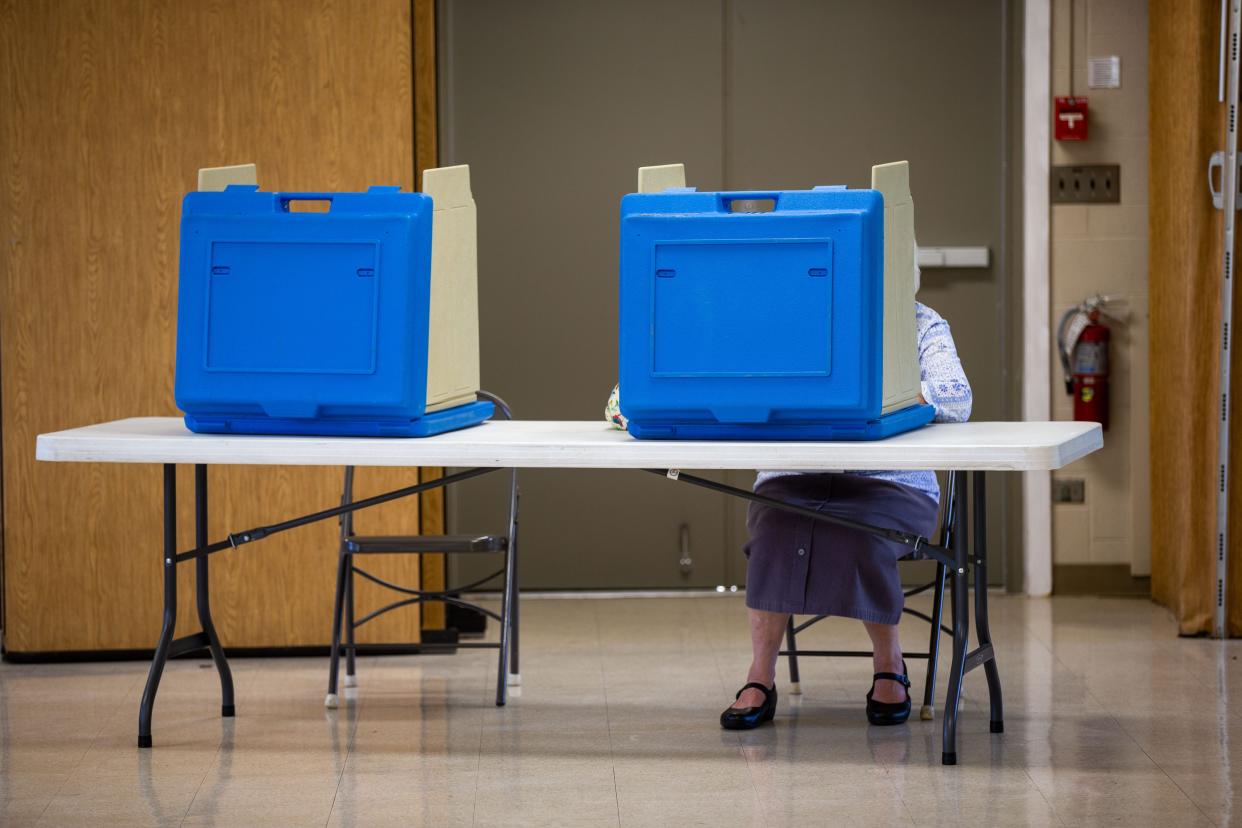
[{"x1": 35, "y1": 417, "x2": 1102, "y2": 472}]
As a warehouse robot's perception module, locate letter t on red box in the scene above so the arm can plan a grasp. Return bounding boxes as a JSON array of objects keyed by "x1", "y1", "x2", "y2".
[{"x1": 1055, "y1": 96, "x2": 1089, "y2": 141}]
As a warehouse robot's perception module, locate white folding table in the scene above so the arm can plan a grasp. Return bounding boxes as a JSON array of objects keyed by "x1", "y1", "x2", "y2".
[{"x1": 36, "y1": 417, "x2": 1102, "y2": 765}]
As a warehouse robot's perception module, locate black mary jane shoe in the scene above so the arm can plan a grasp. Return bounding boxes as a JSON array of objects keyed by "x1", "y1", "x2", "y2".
[
  {"x1": 866, "y1": 661, "x2": 912, "y2": 726},
  {"x1": 720, "y1": 682, "x2": 777, "y2": 731}
]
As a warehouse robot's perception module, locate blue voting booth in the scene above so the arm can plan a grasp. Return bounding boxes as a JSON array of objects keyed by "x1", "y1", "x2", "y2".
[
  {"x1": 618, "y1": 163, "x2": 934, "y2": 441},
  {"x1": 175, "y1": 165, "x2": 491, "y2": 437}
]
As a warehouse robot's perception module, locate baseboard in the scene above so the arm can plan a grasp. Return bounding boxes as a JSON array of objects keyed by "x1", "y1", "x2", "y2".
[{"x1": 1053, "y1": 564, "x2": 1151, "y2": 596}]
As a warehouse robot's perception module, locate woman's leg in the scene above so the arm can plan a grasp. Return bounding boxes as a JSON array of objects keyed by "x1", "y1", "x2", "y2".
[
  {"x1": 864, "y1": 621, "x2": 907, "y2": 703},
  {"x1": 733, "y1": 608, "x2": 789, "y2": 708}
]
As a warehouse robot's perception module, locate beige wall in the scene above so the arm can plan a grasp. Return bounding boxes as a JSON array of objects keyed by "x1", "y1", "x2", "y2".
[{"x1": 1049, "y1": 0, "x2": 1151, "y2": 575}]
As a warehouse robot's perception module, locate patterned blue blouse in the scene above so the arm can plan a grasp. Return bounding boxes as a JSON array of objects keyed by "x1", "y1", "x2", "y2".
[{"x1": 755, "y1": 302, "x2": 972, "y2": 502}]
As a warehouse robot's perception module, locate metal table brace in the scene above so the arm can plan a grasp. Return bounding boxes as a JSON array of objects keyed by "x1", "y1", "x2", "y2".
[{"x1": 141, "y1": 464, "x2": 1001, "y2": 765}]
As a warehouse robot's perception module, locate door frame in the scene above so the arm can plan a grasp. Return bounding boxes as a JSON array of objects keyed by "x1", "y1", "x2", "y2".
[{"x1": 1022, "y1": 0, "x2": 1053, "y2": 597}]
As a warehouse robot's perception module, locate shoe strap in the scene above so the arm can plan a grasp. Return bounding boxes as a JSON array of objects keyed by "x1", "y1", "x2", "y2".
[
  {"x1": 872, "y1": 672, "x2": 911, "y2": 688},
  {"x1": 735, "y1": 681, "x2": 774, "y2": 701}
]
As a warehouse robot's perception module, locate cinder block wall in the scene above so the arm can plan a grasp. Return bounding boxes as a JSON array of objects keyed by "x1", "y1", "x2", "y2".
[{"x1": 1049, "y1": 0, "x2": 1151, "y2": 582}]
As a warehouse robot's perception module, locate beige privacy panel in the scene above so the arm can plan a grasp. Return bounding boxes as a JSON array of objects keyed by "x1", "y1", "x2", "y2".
[
  {"x1": 638, "y1": 163, "x2": 686, "y2": 193},
  {"x1": 872, "y1": 161, "x2": 922, "y2": 415},
  {"x1": 422, "y1": 164, "x2": 481, "y2": 411},
  {"x1": 196, "y1": 163, "x2": 257, "y2": 192}
]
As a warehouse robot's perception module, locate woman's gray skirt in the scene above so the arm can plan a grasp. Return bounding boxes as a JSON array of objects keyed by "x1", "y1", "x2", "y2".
[{"x1": 743, "y1": 473, "x2": 940, "y2": 625}]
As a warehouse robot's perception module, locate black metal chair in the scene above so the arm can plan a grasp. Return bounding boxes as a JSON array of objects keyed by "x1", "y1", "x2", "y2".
[
  {"x1": 782, "y1": 471, "x2": 958, "y2": 721},
  {"x1": 324, "y1": 390, "x2": 520, "y2": 709}
]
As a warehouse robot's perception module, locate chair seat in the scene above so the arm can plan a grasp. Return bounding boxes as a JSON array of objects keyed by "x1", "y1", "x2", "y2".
[{"x1": 346, "y1": 534, "x2": 507, "y2": 554}]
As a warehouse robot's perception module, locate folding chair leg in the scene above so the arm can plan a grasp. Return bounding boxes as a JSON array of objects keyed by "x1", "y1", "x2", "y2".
[
  {"x1": 941, "y1": 471, "x2": 969, "y2": 765},
  {"x1": 920, "y1": 562, "x2": 947, "y2": 720},
  {"x1": 344, "y1": 553, "x2": 357, "y2": 688},
  {"x1": 325, "y1": 549, "x2": 350, "y2": 709},
  {"x1": 785, "y1": 616, "x2": 802, "y2": 694}
]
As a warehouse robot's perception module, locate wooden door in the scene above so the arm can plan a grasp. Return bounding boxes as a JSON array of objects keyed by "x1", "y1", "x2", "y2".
[
  {"x1": 0, "y1": 0, "x2": 437, "y2": 653},
  {"x1": 1149, "y1": 0, "x2": 1242, "y2": 635}
]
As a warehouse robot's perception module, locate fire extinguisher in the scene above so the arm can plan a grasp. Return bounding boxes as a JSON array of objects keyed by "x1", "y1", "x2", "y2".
[{"x1": 1057, "y1": 295, "x2": 1125, "y2": 430}]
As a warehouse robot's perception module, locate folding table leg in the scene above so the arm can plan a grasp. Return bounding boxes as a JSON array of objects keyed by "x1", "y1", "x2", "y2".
[
  {"x1": 194, "y1": 465, "x2": 235, "y2": 718},
  {"x1": 138, "y1": 464, "x2": 180, "y2": 748},
  {"x1": 941, "y1": 470, "x2": 970, "y2": 766},
  {"x1": 506, "y1": 481, "x2": 521, "y2": 688},
  {"x1": 973, "y1": 471, "x2": 1004, "y2": 733},
  {"x1": 508, "y1": 522, "x2": 521, "y2": 687},
  {"x1": 920, "y1": 562, "x2": 947, "y2": 721}
]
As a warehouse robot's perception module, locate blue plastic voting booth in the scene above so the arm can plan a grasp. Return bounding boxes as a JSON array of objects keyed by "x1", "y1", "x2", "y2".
[
  {"x1": 618, "y1": 163, "x2": 934, "y2": 441},
  {"x1": 175, "y1": 166, "x2": 492, "y2": 437}
]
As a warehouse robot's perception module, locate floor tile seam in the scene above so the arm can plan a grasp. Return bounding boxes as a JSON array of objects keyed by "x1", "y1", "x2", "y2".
[
  {"x1": 1110, "y1": 672, "x2": 1237, "y2": 779},
  {"x1": 700, "y1": 599, "x2": 767, "y2": 806},
  {"x1": 593, "y1": 600, "x2": 623, "y2": 828},
  {"x1": 51, "y1": 673, "x2": 145, "y2": 803},
  {"x1": 887, "y1": 780, "x2": 923, "y2": 827},
  {"x1": 468, "y1": 630, "x2": 502, "y2": 828},
  {"x1": 705, "y1": 613, "x2": 754, "y2": 775},
  {"x1": 29, "y1": 794, "x2": 56, "y2": 827},
  {"x1": 1026, "y1": 700, "x2": 1207, "y2": 819},
  {"x1": 323, "y1": 703, "x2": 361, "y2": 828},
  {"x1": 695, "y1": 595, "x2": 743, "y2": 743},
  {"x1": 1021, "y1": 766, "x2": 1070, "y2": 827},
  {"x1": 1136, "y1": 748, "x2": 1225, "y2": 828},
  {"x1": 178, "y1": 709, "x2": 234, "y2": 826}
]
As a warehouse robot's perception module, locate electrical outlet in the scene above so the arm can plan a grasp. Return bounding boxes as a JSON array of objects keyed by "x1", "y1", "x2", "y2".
[
  {"x1": 1051, "y1": 164, "x2": 1121, "y2": 204},
  {"x1": 1052, "y1": 478, "x2": 1086, "y2": 503}
]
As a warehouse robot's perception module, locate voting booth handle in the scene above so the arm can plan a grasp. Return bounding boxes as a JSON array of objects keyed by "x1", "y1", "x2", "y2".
[
  {"x1": 719, "y1": 193, "x2": 779, "y2": 213},
  {"x1": 276, "y1": 192, "x2": 336, "y2": 212}
]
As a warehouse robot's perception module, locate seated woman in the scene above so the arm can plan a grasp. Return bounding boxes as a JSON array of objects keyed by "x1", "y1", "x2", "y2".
[{"x1": 605, "y1": 298, "x2": 970, "y2": 730}]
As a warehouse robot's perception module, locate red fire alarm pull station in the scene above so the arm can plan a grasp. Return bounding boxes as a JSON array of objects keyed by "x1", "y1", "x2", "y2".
[{"x1": 1055, "y1": 96, "x2": 1089, "y2": 141}]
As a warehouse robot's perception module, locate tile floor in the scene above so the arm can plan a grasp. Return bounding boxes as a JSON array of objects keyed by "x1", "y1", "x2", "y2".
[{"x1": 1, "y1": 593, "x2": 1241, "y2": 826}]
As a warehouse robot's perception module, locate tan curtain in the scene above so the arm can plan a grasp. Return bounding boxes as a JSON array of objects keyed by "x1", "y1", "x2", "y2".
[{"x1": 1150, "y1": 0, "x2": 1242, "y2": 635}]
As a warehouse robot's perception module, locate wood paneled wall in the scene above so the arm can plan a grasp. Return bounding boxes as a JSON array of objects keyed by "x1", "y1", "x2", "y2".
[
  {"x1": 0, "y1": 0, "x2": 438, "y2": 652},
  {"x1": 1149, "y1": 0, "x2": 1242, "y2": 635}
]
